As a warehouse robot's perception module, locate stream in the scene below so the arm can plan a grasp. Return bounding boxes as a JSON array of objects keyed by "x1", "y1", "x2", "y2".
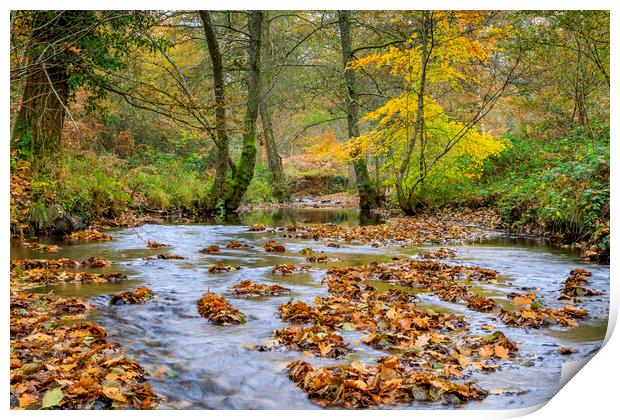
[{"x1": 10, "y1": 208, "x2": 610, "y2": 410}]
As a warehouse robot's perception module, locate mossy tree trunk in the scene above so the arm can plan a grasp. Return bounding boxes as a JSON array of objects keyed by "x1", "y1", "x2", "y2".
[
  {"x1": 199, "y1": 11, "x2": 233, "y2": 213},
  {"x1": 337, "y1": 10, "x2": 380, "y2": 211},
  {"x1": 222, "y1": 11, "x2": 263, "y2": 212},
  {"x1": 259, "y1": 11, "x2": 288, "y2": 202},
  {"x1": 12, "y1": 12, "x2": 71, "y2": 157}
]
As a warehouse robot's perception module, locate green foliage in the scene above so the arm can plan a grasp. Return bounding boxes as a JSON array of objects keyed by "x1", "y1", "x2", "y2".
[
  {"x1": 467, "y1": 128, "x2": 610, "y2": 256},
  {"x1": 483, "y1": 128, "x2": 609, "y2": 241},
  {"x1": 241, "y1": 164, "x2": 276, "y2": 206},
  {"x1": 130, "y1": 160, "x2": 210, "y2": 211},
  {"x1": 26, "y1": 148, "x2": 212, "y2": 220}
]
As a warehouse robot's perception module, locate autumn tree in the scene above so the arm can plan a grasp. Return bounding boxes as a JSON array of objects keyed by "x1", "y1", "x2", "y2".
[
  {"x1": 199, "y1": 11, "x2": 233, "y2": 211},
  {"x1": 337, "y1": 11, "x2": 381, "y2": 211},
  {"x1": 259, "y1": 10, "x2": 289, "y2": 202},
  {"x1": 10, "y1": 11, "x2": 161, "y2": 156},
  {"x1": 350, "y1": 11, "x2": 519, "y2": 214},
  {"x1": 507, "y1": 11, "x2": 609, "y2": 138},
  {"x1": 220, "y1": 11, "x2": 264, "y2": 211}
]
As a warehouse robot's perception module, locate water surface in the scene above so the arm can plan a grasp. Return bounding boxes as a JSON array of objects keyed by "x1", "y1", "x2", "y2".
[{"x1": 10, "y1": 209, "x2": 610, "y2": 410}]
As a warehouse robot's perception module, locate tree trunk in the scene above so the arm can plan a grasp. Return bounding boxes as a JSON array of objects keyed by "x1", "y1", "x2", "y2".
[
  {"x1": 396, "y1": 11, "x2": 430, "y2": 215},
  {"x1": 222, "y1": 11, "x2": 263, "y2": 212},
  {"x1": 337, "y1": 10, "x2": 380, "y2": 211},
  {"x1": 12, "y1": 12, "x2": 70, "y2": 156},
  {"x1": 259, "y1": 11, "x2": 288, "y2": 201},
  {"x1": 199, "y1": 11, "x2": 233, "y2": 213}
]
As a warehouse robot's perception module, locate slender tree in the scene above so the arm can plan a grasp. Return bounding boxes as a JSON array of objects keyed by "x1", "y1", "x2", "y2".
[
  {"x1": 337, "y1": 10, "x2": 380, "y2": 211},
  {"x1": 199, "y1": 10, "x2": 233, "y2": 212},
  {"x1": 222, "y1": 10, "x2": 263, "y2": 211},
  {"x1": 259, "y1": 10, "x2": 288, "y2": 201}
]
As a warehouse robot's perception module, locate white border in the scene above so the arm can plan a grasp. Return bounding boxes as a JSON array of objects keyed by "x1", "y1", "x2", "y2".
[{"x1": 2, "y1": 1, "x2": 617, "y2": 419}]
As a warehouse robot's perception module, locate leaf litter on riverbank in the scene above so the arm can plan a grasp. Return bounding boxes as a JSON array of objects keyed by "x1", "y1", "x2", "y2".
[
  {"x1": 10, "y1": 292, "x2": 159, "y2": 409},
  {"x1": 66, "y1": 229, "x2": 112, "y2": 241},
  {"x1": 11, "y1": 257, "x2": 112, "y2": 269},
  {"x1": 280, "y1": 208, "x2": 501, "y2": 246}
]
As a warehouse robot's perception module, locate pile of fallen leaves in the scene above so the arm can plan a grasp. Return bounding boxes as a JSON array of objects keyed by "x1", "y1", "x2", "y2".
[
  {"x1": 560, "y1": 268, "x2": 600, "y2": 300},
  {"x1": 417, "y1": 248, "x2": 457, "y2": 260},
  {"x1": 257, "y1": 325, "x2": 350, "y2": 358},
  {"x1": 196, "y1": 291, "x2": 246, "y2": 325},
  {"x1": 263, "y1": 240, "x2": 286, "y2": 252},
  {"x1": 306, "y1": 255, "x2": 337, "y2": 263},
  {"x1": 199, "y1": 245, "x2": 220, "y2": 254},
  {"x1": 249, "y1": 224, "x2": 266, "y2": 231},
  {"x1": 11, "y1": 268, "x2": 127, "y2": 288},
  {"x1": 110, "y1": 288, "x2": 155, "y2": 305},
  {"x1": 10, "y1": 292, "x2": 159, "y2": 409},
  {"x1": 226, "y1": 240, "x2": 250, "y2": 249},
  {"x1": 91, "y1": 211, "x2": 167, "y2": 229},
  {"x1": 19, "y1": 242, "x2": 61, "y2": 252},
  {"x1": 207, "y1": 263, "x2": 241, "y2": 273},
  {"x1": 499, "y1": 303, "x2": 588, "y2": 328},
  {"x1": 231, "y1": 280, "x2": 291, "y2": 296},
  {"x1": 280, "y1": 208, "x2": 500, "y2": 246},
  {"x1": 146, "y1": 240, "x2": 168, "y2": 249},
  {"x1": 466, "y1": 295, "x2": 497, "y2": 312},
  {"x1": 287, "y1": 356, "x2": 487, "y2": 408},
  {"x1": 11, "y1": 257, "x2": 112, "y2": 269},
  {"x1": 324, "y1": 259, "x2": 497, "y2": 308},
  {"x1": 66, "y1": 229, "x2": 112, "y2": 241},
  {"x1": 272, "y1": 263, "x2": 311, "y2": 274},
  {"x1": 145, "y1": 253, "x2": 186, "y2": 260}
]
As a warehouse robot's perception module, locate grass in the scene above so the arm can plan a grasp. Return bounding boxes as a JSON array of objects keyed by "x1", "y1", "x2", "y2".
[{"x1": 15, "y1": 147, "x2": 213, "y2": 225}]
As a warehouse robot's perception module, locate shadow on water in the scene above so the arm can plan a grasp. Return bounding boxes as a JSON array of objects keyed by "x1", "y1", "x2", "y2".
[{"x1": 9, "y1": 208, "x2": 610, "y2": 410}]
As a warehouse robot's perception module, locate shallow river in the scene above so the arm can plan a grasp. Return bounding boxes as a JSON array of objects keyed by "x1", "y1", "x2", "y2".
[{"x1": 11, "y1": 208, "x2": 610, "y2": 410}]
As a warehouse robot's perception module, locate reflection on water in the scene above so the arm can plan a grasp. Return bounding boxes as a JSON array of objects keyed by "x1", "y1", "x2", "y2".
[
  {"x1": 9, "y1": 208, "x2": 610, "y2": 410},
  {"x1": 200, "y1": 207, "x2": 384, "y2": 228}
]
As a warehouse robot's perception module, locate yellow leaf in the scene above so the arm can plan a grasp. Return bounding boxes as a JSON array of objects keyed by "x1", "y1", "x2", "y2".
[{"x1": 102, "y1": 387, "x2": 127, "y2": 403}]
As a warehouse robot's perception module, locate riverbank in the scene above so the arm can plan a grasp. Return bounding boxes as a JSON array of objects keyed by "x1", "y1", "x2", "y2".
[{"x1": 10, "y1": 147, "x2": 609, "y2": 263}]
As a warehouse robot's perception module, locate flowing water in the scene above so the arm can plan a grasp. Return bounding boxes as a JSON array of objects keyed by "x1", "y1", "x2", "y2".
[{"x1": 10, "y1": 208, "x2": 610, "y2": 410}]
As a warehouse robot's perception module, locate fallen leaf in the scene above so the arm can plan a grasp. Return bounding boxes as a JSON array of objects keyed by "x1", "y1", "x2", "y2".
[{"x1": 41, "y1": 387, "x2": 63, "y2": 409}]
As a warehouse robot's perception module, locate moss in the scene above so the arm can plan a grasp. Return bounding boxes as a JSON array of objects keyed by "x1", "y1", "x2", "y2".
[{"x1": 223, "y1": 135, "x2": 257, "y2": 211}]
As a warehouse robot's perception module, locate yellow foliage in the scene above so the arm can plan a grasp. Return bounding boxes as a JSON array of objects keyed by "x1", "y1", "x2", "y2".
[
  {"x1": 302, "y1": 129, "x2": 350, "y2": 164},
  {"x1": 348, "y1": 11, "x2": 511, "y2": 194}
]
